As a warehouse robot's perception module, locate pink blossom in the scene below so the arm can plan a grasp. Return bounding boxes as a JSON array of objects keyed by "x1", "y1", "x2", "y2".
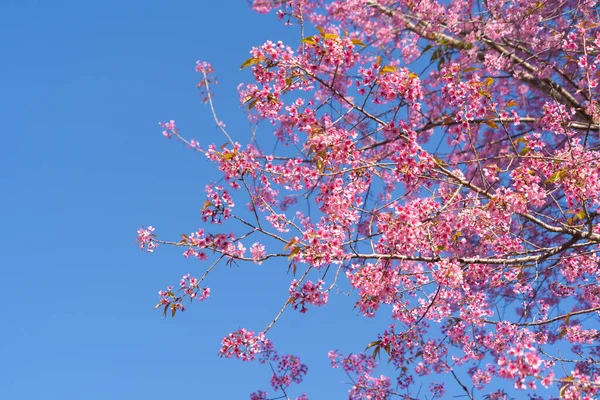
[
  {"x1": 136, "y1": 226, "x2": 157, "y2": 252},
  {"x1": 250, "y1": 242, "x2": 266, "y2": 262},
  {"x1": 289, "y1": 279, "x2": 328, "y2": 313}
]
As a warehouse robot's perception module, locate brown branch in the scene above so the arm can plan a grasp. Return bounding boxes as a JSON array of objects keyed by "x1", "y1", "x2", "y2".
[
  {"x1": 483, "y1": 305, "x2": 600, "y2": 327},
  {"x1": 365, "y1": 1, "x2": 595, "y2": 124}
]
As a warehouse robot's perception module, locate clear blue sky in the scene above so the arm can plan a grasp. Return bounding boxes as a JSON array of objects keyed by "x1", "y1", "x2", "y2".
[{"x1": 0, "y1": 1, "x2": 395, "y2": 399}]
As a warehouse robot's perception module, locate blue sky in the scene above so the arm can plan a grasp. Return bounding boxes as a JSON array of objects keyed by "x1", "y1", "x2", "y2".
[{"x1": 0, "y1": 1, "x2": 395, "y2": 399}]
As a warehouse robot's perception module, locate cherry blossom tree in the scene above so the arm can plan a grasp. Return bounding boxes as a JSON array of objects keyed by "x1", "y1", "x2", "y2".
[{"x1": 138, "y1": 0, "x2": 600, "y2": 398}]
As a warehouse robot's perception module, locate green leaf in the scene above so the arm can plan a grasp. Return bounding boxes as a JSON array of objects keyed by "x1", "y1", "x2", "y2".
[
  {"x1": 288, "y1": 246, "x2": 301, "y2": 260},
  {"x1": 177, "y1": 233, "x2": 189, "y2": 246},
  {"x1": 442, "y1": 116, "x2": 454, "y2": 125},
  {"x1": 301, "y1": 36, "x2": 317, "y2": 45},
  {"x1": 373, "y1": 346, "x2": 381, "y2": 360},
  {"x1": 384, "y1": 343, "x2": 391, "y2": 356},
  {"x1": 559, "y1": 385, "x2": 568, "y2": 398},
  {"x1": 365, "y1": 340, "x2": 380, "y2": 350},
  {"x1": 484, "y1": 120, "x2": 498, "y2": 129},
  {"x1": 558, "y1": 326, "x2": 567, "y2": 339},
  {"x1": 437, "y1": 58, "x2": 445, "y2": 71},
  {"x1": 222, "y1": 152, "x2": 235, "y2": 160},
  {"x1": 240, "y1": 57, "x2": 259, "y2": 69},
  {"x1": 452, "y1": 232, "x2": 462, "y2": 243},
  {"x1": 283, "y1": 238, "x2": 298, "y2": 251},
  {"x1": 287, "y1": 262, "x2": 297, "y2": 276},
  {"x1": 351, "y1": 38, "x2": 366, "y2": 47},
  {"x1": 583, "y1": 21, "x2": 600, "y2": 29},
  {"x1": 484, "y1": 77, "x2": 494, "y2": 86},
  {"x1": 433, "y1": 156, "x2": 447, "y2": 166},
  {"x1": 380, "y1": 65, "x2": 397, "y2": 74},
  {"x1": 247, "y1": 99, "x2": 258, "y2": 110},
  {"x1": 546, "y1": 169, "x2": 567, "y2": 183},
  {"x1": 315, "y1": 26, "x2": 325, "y2": 36}
]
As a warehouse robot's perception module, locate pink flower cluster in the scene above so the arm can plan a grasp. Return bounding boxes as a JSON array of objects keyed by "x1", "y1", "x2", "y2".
[
  {"x1": 264, "y1": 157, "x2": 318, "y2": 193},
  {"x1": 220, "y1": 328, "x2": 269, "y2": 361},
  {"x1": 237, "y1": 41, "x2": 297, "y2": 122},
  {"x1": 288, "y1": 279, "x2": 328, "y2": 313},
  {"x1": 357, "y1": 63, "x2": 423, "y2": 108},
  {"x1": 136, "y1": 226, "x2": 157, "y2": 252},
  {"x1": 155, "y1": 273, "x2": 210, "y2": 317},
  {"x1": 205, "y1": 143, "x2": 260, "y2": 188},
  {"x1": 270, "y1": 354, "x2": 308, "y2": 389},
  {"x1": 250, "y1": 242, "x2": 266, "y2": 263},
  {"x1": 179, "y1": 273, "x2": 210, "y2": 301},
  {"x1": 179, "y1": 229, "x2": 245, "y2": 260},
  {"x1": 159, "y1": 120, "x2": 177, "y2": 139},
  {"x1": 222, "y1": 329, "x2": 308, "y2": 398},
  {"x1": 202, "y1": 184, "x2": 234, "y2": 224},
  {"x1": 559, "y1": 368, "x2": 600, "y2": 399},
  {"x1": 347, "y1": 262, "x2": 401, "y2": 317},
  {"x1": 328, "y1": 350, "x2": 391, "y2": 400},
  {"x1": 300, "y1": 220, "x2": 347, "y2": 267},
  {"x1": 195, "y1": 61, "x2": 215, "y2": 103},
  {"x1": 497, "y1": 345, "x2": 552, "y2": 390},
  {"x1": 302, "y1": 32, "x2": 360, "y2": 68},
  {"x1": 429, "y1": 381, "x2": 445, "y2": 398}
]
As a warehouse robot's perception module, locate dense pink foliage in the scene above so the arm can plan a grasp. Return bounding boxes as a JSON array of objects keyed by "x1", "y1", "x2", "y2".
[{"x1": 141, "y1": 0, "x2": 600, "y2": 398}]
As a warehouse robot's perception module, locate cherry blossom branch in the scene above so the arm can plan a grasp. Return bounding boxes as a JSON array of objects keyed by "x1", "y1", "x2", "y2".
[
  {"x1": 435, "y1": 162, "x2": 600, "y2": 240},
  {"x1": 199, "y1": 69, "x2": 234, "y2": 145},
  {"x1": 264, "y1": 266, "x2": 313, "y2": 334},
  {"x1": 349, "y1": 240, "x2": 596, "y2": 264},
  {"x1": 450, "y1": 369, "x2": 474, "y2": 400},
  {"x1": 483, "y1": 305, "x2": 600, "y2": 327},
  {"x1": 423, "y1": 117, "x2": 600, "y2": 131},
  {"x1": 365, "y1": 0, "x2": 595, "y2": 123}
]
